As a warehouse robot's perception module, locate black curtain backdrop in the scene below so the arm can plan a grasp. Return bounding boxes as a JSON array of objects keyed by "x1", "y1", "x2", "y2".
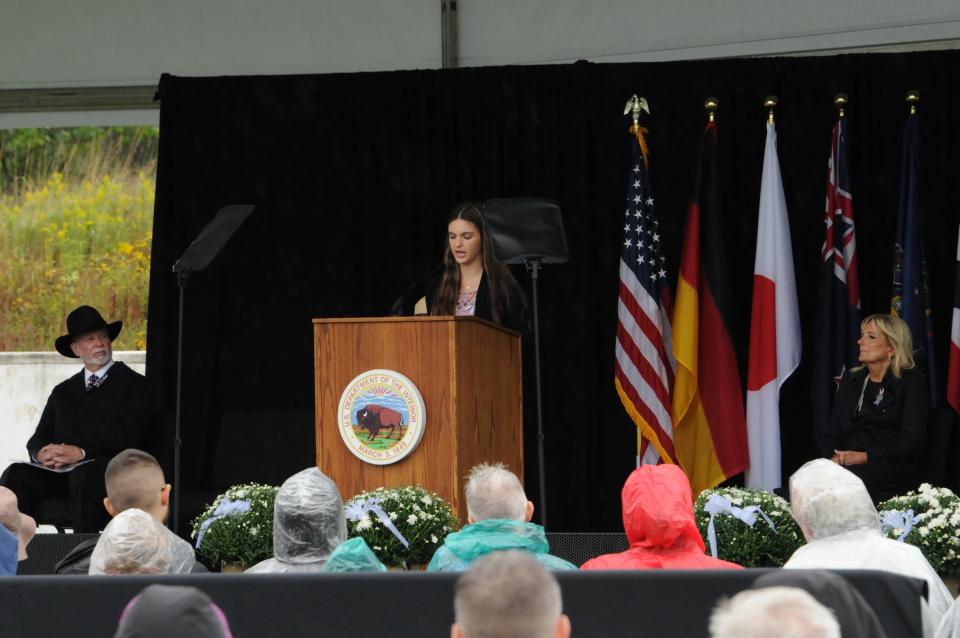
[{"x1": 147, "y1": 51, "x2": 960, "y2": 533}]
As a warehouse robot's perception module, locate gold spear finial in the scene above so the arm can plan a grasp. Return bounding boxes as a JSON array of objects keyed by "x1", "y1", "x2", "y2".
[
  {"x1": 906, "y1": 89, "x2": 920, "y2": 115},
  {"x1": 834, "y1": 93, "x2": 848, "y2": 118},
  {"x1": 705, "y1": 97, "x2": 719, "y2": 123},
  {"x1": 764, "y1": 95, "x2": 778, "y2": 124}
]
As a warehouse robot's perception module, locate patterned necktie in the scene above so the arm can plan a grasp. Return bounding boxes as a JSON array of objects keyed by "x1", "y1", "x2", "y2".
[{"x1": 86, "y1": 374, "x2": 100, "y2": 392}]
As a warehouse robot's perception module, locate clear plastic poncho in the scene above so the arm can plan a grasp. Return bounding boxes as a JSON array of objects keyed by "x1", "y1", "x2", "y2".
[
  {"x1": 90, "y1": 509, "x2": 172, "y2": 575},
  {"x1": 789, "y1": 458, "x2": 881, "y2": 542},
  {"x1": 163, "y1": 527, "x2": 199, "y2": 574},
  {"x1": 246, "y1": 467, "x2": 346, "y2": 573},
  {"x1": 936, "y1": 596, "x2": 960, "y2": 638},
  {"x1": 785, "y1": 459, "x2": 953, "y2": 632}
]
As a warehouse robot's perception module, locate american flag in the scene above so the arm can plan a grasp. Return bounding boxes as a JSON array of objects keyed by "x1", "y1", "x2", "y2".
[{"x1": 614, "y1": 125, "x2": 676, "y2": 465}]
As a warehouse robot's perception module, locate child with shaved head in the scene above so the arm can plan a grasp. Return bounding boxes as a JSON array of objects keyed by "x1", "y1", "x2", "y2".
[
  {"x1": 56, "y1": 449, "x2": 202, "y2": 574},
  {"x1": 103, "y1": 449, "x2": 170, "y2": 520}
]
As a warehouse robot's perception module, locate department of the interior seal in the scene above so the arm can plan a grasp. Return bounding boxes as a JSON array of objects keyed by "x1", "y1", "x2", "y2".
[{"x1": 337, "y1": 369, "x2": 426, "y2": 465}]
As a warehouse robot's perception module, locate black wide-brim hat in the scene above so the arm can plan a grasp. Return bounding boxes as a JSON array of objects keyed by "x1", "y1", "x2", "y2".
[{"x1": 54, "y1": 305, "x2": 123, "y2": 358}]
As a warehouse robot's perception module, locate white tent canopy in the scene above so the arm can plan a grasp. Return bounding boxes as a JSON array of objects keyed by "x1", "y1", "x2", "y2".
[{"x1": 2, "y1": 0, "x2": 960, "y2": 127}]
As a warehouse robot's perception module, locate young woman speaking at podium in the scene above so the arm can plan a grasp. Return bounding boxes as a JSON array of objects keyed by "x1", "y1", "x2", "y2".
[{"x1": 426, "y1": 202, "x2": 527, "y2": 331}]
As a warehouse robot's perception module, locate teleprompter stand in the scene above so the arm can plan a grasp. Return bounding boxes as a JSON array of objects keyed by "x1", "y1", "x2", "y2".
[
  {"x1": 482, "y1": 198, "x2": 569, "y2": 528},
  {"x1": 170, "y1": 204, "x2": 254, "y2": 533}
]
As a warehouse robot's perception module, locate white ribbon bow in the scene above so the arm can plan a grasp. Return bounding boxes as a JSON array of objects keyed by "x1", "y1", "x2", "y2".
[
  {"x1": 703, "y1": 493, "x2": 777, "y2": 559},
  {"x1": 345, "y1": 497, "x2": 410, "y2": 549},
  {"x1": 195, "y1": 498, "x2": 252, "y2": 548},
  {"x1": 881, "y1": 509, "x2": 918, "y2": 542}
]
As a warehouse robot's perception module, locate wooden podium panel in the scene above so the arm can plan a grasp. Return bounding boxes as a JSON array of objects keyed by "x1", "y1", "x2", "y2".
[{"x1": 313, "y1": 316, "x2": 522, "y2": 520}]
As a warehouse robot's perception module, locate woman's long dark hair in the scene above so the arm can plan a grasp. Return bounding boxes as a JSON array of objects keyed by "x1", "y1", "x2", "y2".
[{"x1": 431, "y1": 202, "x2": 526, "y2": 326}]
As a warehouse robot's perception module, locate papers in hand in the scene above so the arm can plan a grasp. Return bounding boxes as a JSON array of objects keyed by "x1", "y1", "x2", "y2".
[{"x1": 10, "y1": 458, "x2": 96, "y2": 474}]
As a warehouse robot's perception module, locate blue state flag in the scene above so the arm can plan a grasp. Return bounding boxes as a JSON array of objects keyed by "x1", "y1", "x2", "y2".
[{"x1": 891, "y1": 113, "x2": 941, "y2": 405}]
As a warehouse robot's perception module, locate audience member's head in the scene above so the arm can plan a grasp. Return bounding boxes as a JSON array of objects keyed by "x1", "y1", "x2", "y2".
[
  {"x1": 620, "y1": 464, "x2": 697, "y2": 546},
  {"x1": 452, "y1": 550, "x2": 570, "y2": 638},
  {"x1": 104, "y1": 449, "x2": 171, "y2": 522},
  {"x1": 753, "y1": 570, "x2": 887, "y2": 638},
  {"x1": 115, "y1": 584, "x2": 233, "y2": 638},
  {"x1": 710, "y1": 587, "x2": 841, "y2": 638},
  {"x1": 464, "y1": 463, "x2": 533, "y2": 524},
  {"x1": 789, "y1": 459, "x2": 879, "y2": 542},
  {"x1": 89, "y1": 509, "x2": 172, "y2": 575},
  {"x1": 0, "y1": 486, "x2": 36, "y2": 561},
  {"x1": 273, "y1": 467, "x2": 346, "y2": 565}
]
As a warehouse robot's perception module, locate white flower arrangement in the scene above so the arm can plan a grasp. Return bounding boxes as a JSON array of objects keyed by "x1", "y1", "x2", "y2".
[
  {"x1": 878, "y1": 484, "x2": 960, "y2": 575},
  {"x1": 345, "y1": 485, "x2": 458, "y2": 568},
  {"x1": 191, "y1": 482, "x2": 279, "y2": 569},
  {"x1": 694, "y1": 486, "x2": 804, "y2": 568}
]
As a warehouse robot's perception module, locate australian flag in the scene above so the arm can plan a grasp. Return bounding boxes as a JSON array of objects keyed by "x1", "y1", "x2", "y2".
[
  {"x1": 812, "y1": 116, "x2": 861, "y2": 455},
  {"x1": 891, "y1": 112, "x2": 941, "y2": 405}
]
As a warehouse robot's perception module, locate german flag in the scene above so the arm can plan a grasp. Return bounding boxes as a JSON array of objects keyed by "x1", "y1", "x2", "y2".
[{"x1": 671, "y1": 119, "x2": 749, "y2": 494}]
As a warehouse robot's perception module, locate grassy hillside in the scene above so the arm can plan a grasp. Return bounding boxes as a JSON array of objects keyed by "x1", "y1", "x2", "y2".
[{"x1": 0, "y1": 127, "x2": 157, "y2": 351}]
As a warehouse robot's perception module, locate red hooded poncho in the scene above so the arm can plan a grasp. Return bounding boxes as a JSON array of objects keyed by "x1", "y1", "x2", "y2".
[{"x1": 581, "y1": 464, "x2": 742, "y2": 570}]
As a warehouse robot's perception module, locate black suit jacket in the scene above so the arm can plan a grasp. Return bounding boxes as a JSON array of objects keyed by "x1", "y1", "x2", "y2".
[
  {"x1": 823, "y1": 367, "x2": 928, "y2": 463},
  {"x1": 27, "y1": 361, "x2": 149, "y2": 461}
]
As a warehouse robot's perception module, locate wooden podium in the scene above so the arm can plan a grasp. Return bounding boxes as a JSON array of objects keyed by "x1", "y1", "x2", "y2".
[{"x1": 313, "y1": 316, "x2": 523, "y2": 520}]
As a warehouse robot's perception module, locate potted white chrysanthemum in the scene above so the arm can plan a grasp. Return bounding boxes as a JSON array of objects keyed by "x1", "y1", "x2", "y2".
[
  {"x1": 694, "y1": 486, "x2": 804, "y2": 568},
  {"x1": 191, "y1": 482, "x2": 279, "y2": 571},
  {"x1": 878, "y1": 483, "x2": 960, "y2": 583},
  {"x1": 344, "y1": 485, "x2": 459, "y2": 569}
]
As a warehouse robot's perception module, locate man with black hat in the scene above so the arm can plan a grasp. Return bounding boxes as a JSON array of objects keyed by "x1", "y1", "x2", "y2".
[{"x1": 0, "y1": 306, "x2": 148, "y2": 532}]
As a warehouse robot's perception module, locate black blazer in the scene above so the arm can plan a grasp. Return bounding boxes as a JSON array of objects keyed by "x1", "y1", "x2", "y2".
[
  {"x1": 823, "y1": 367, "x2": 928, "y2": 463},
  {"x1": 27, "y1": 361, "x2": 149, "y2": 461}
]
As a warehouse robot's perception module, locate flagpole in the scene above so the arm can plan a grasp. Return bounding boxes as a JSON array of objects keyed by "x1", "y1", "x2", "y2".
[
  {"x1": 746, "y1": 93, "x2": 800, "y2": 490},
  {"x1": 623, "y1": 93, "x2": 650, "y2": 467},
  {"x1": 892, "y1": 86, "x2": 941, "y2": 405},
  {"x1": 813, "y1": 91, "x2": 861, "y2": 453},
  {"x1": 617, "y1": 94, "x2": 681, "y2": 472},
  {"x1": 672, "y1": 94, "x2": 751, "y2": 492}
]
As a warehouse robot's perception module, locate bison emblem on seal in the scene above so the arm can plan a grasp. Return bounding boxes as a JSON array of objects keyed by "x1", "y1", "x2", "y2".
[{"x1": 355, "y1": 404, "x2": 405, "y2": 440}]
